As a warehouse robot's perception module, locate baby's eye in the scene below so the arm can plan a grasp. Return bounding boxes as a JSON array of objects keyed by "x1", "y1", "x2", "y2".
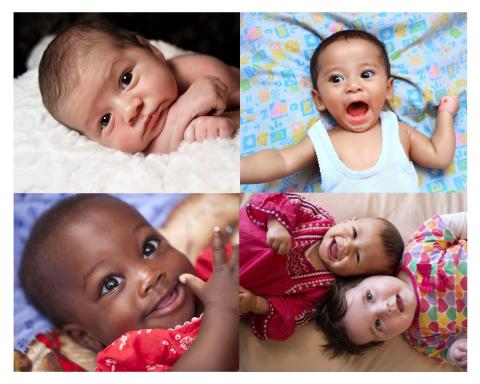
[
  {"x1": 329, "y1": 74, "x2": 343, "y2": 83},
  {"x1": 361, "y1": 70, "x2": 374, "y2": 79},
  {"x1": 100, "y1": 113, "x2": 111, "y2": 130},
  {"x1": 374, "y1": 318, "x2": 382, "y2": 330},
  {"x1": 120, "y1": 70, "x2": 133, "y2": 90},
  {"x1": 352, "y1": 226, "x2": 357, "y2": 239},
  {"x1": 143, "y1": 239, "x2": 159, "y2": 259},
  {"x1": 100, "y1": 276, "x2": 124, "y2": 296},
  {"x1": 366, "y1": 290, "x2": 373, "y2": 301}
]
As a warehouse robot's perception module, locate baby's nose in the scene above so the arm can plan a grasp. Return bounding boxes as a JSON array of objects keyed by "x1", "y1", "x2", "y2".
[
  {"x1": 345, "y1": 79, "x2": 363, "y2": 93},
  {"x1": 385, "y1": 299, "x2": 396, "y2": 313},
  {"x1": 124, "y1": 97, "x2": 143, "y2": 125}
]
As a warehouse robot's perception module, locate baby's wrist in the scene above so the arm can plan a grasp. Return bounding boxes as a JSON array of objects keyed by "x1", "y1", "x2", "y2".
[
  {"x1": 437, "y1": 109, "x2": 456, "y2": 118},
  {"x1": 204, "y1": 303, "x2": 238, "y2": 319}
]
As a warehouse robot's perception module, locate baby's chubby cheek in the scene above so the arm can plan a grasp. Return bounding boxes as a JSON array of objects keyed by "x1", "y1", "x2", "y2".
[{"x1": 111, "y1": 134, "x2": 146, "y2": 154}]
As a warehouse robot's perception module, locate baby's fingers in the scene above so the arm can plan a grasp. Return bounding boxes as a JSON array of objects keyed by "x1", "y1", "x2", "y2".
[
  {"x1": 438, "y1": 95, "x2": 460, "y2": 114},
  {"x1": 229, "y1": 244, "x2": 239, "y2": 271},
  {"x1": 179, "y1": 273, "x2": 206, "y2": 298},
  {"x1": 277, "y1": 242, "x2": 289, "y2": 255},
  {"x1": 212, "y1": 227, "x2": 227, "y2": 268}
]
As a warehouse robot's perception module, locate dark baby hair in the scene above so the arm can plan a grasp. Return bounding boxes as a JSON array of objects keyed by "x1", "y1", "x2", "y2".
[
  {"x1": 315, "y1": 277, "x2": 383, "y2": 357},
  {"x1": 376, "y1": 217, "x2": 404, "y2": 275},
  {"x1": 309, "y1": 29, "x2": 391, "y2": 90},
  {"x1": 38, "y1": 20, "x2": 149, "y2": 125},
  {"x1": 19, "y1": 194, "x2": 122, "y2": 326}
]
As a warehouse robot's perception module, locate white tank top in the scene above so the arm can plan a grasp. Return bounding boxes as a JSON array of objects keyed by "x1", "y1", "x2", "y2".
[{"x1": 307, "y1": 111, "x2": 419, "y2": 192}]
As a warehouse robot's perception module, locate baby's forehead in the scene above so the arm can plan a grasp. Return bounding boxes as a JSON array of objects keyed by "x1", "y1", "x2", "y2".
[{"x1": 318, "y1": 38, "x2": 384, "y2": 63}]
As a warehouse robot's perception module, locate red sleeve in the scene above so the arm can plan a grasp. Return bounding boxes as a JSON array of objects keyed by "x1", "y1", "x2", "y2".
[
  {"x1": 250, "y1": 291, "x2": 325, "y2": 341},
  {"x1": 195, "y1": 243, "x2": 234, "y2": 282},
  {"x1": 96, "y1": 329, "x2": 176, "y2": 372},
  {"x1": 246, "y1": 193, "x2": 332, "y2": 232}
]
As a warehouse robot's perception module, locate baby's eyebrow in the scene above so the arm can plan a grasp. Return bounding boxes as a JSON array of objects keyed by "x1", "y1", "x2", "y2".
[
  {"x1": 82, "y1": 57, "x2": 127, "y2": 133},
  {"x1": 83, "y1": 258, "x2": 108, "y2": 292}
]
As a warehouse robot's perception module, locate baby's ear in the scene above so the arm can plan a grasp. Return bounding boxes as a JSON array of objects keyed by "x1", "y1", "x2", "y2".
[
  {"x1": 386, "y1": 77, "x2": 394, "y2": 100},
  {"x1": 136, "y1": 35, "x2": 166, "y2": 60},
  {"x1": 62, "y1": 324, "x2": 104, "y2": 352},
  {"x1": 312, "y1": 89, "x2": 326, "y2": 112}
]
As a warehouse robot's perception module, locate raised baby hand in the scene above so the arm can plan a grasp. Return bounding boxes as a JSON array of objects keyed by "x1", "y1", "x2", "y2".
[
  {"x1": 183, "y1": 116, "x2": 235, "y2": 142},
  {"x1": 179, "y1": 228, "x2": 238, "y2": 313},
  {"x1": 438, "y1": 95, "x2": 460, "y2": 115},
  {"x1": 174, "y1": 228, "x2": 238, "y2": 371},
  {"x1": 266, "y1": 217, "x2": 292, "y2": 255},
  {"x1": 448, "y1": 337, "x2": 467, "y2": 369}
]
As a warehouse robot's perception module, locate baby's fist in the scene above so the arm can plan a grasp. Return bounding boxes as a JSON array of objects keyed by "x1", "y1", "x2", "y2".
[
  {"x1": 448, "y1": 337, "x2": 467, "y2": 369},
  {"x1": 438, "y1": 95, "x2": 460, "y2": 115}
]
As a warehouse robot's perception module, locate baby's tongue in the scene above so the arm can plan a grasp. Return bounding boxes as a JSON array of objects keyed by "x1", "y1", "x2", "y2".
[
  {"x1": 347, "y1": 101, "x2": 369, "y2": 117},
  {"x1": 331, "y1": 241, "x2": 338, "y2": 259}
]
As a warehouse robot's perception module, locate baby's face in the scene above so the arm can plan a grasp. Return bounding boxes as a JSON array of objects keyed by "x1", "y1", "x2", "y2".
[
  {"x1": 318, "y1": 217, "x2": 391, "y2": 276},
  {"x1": 57, "y1": 198, "x2": 196, "y2": 347},
  {"x1": 343, "y1": 275, "x2": 417, "y2": 344},
  {"x1": 312, "y1": 38, "x2": 393, "y2": 133},
  {"x1": 59, "y1": 41, "x2": 178, "y2": 153}
]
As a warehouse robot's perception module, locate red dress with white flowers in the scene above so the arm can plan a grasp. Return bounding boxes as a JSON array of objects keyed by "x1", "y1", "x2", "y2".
[{"x1": 240, "y1": 193, "x2": 336, "y2": 340}]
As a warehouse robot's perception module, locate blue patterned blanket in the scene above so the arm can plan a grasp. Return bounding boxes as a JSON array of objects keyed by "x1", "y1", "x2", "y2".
[{"x1": 240, "y1": 12, "x2": 467, "y2": 192}]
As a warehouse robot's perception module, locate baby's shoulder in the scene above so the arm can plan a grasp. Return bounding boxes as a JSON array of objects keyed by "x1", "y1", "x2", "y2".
[
  {"x1": 398, "y1": 120, "x2": 414, "y2": 155},
  {"x1": 170, "y1": 54, "x2": 234, "y2": 79}
]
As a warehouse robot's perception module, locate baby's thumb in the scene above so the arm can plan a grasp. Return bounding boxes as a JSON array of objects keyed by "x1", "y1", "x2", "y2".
[{"x1": 179, "y1": 273, "x2": 205, "y2": 297}]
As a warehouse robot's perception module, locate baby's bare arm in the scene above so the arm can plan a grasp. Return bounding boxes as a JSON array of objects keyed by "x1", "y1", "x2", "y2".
[
  {"x1": 173, "y1": 230, "x2": 238, "y2": 371},
  {"x1": 170, "y1": 54, "x2": 239, "y2": 110},
  {"x1": 149, "y1": 55, "x2": 239, "y2": 153},
  {"x1": 405, "y1": 96, "x2": 459, "y2": 169},
  {"x1": 241, "y1": 136, "x2": 317, "y2": 184}
]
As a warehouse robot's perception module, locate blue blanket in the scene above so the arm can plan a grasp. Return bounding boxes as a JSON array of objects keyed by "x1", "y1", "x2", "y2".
[{"x1": 240, "y1": 12, "x2": 467, "y2": 192}]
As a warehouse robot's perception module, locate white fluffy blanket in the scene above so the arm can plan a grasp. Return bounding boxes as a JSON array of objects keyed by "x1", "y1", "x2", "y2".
[{"x1": 14, "y1": 37, "x2": 239, "y2": 192}]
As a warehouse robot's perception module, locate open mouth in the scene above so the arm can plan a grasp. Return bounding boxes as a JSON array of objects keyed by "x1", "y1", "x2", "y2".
[
  {"x1": 346, "y1": 101, "x2": 369, "y2": 120},
  {"x1": 396, "y1": 294, "x2": 404, "y2": 313},
  {"x1": 327, "y1": 238, "x2": 339, "y2": 261}
]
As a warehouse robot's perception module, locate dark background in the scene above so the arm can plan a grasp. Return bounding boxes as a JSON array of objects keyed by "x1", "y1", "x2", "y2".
[{"x1": 14, "y1": 13, "x2": 240, "y2": 78}]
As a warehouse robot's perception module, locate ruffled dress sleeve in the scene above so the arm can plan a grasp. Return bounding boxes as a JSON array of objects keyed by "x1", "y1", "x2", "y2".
[{"x1": 95, "y1": 316, "x2": 202, "y2": 372}]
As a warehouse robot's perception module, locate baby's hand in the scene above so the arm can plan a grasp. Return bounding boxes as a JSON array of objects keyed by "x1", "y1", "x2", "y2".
[
  {"x1": 266, "y1": 218, "x2": 292, "y2": 255},
  {"x1": 438, "y1": 95, "x2": 460, "y2": 115},
  {"x1": 239, "y1": 286, "x2": 257, "y2": 314},
  {"x1": 448, "y1": 337, "x2": 467, "y2": 369},
  {"x1": 183, "y1": 116, "x2": 235, "y2": 143},
  {"x1": 179, "y1": 228, "x2": 238, "y2": 314},
  {"x1": 180, "y1": 76, "x2": 228, "y2": 119}
]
